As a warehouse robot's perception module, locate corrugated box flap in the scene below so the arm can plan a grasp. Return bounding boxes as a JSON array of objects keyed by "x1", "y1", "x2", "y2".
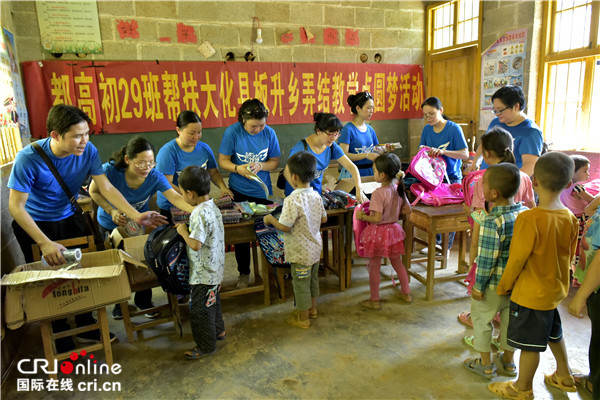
[
  {"x1": 118, "y1": 249, "x2": 148, "y2": 269},
  {"x1": 1, "y1": 265, "x2": 124, "y2": 286}
]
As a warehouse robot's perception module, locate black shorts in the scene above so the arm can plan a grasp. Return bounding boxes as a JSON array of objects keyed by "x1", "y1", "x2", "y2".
[{"x1": 507, "y1": 301, "x2": 563, "y2": 352}]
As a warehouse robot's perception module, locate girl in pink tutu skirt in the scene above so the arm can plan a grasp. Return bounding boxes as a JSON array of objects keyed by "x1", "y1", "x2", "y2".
[{"x1": 355, "y1": 153, "x2": 412, "y2": 309}]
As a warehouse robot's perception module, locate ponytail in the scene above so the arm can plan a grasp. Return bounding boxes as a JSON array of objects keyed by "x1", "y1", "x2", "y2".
[
  {"x1": 110, "y1": 146, "x2": 128, "y2": 169},
  {"x1": 481, "y1": 127, "x2": 516, "y2": 165},
  {"x1": 109, "y1": 136, "x2": 155, "y2": 170},
  {"x1": 395, "y1": 170, "x2": 406, "y2": 197},
  {"x1": 373, "y1": 153, "x2": 405, "y2": 197}
]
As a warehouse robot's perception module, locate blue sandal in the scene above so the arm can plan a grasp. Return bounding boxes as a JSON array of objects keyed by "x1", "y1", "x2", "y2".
[
  {"x1": 496, "y1": 352, "x2": 518, "y2": 376},
  {"x1": 464, "y1": 358, "x2": 497, "y2": 379},
  {"x1": 185, "y1": 347, "x2": 215, "y2": 360}
]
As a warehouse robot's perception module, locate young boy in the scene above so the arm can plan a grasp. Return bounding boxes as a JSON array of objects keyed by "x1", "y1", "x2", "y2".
[
  {"x1": 464, "y1": 163, "x2": 528, "y2": 380},
  {"x1": 264, "y1": 151, "x2": 327, "y2": 329},
  {"x1": 489, "y1": 152, "x2": 579, "y2": 399},
  {"x1": 176, "y1": 166, "x2": 226, "y2": 359}
]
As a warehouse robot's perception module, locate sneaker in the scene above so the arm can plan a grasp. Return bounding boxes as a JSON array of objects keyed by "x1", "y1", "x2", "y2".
[
  {"x1": 286, "y1": 313, "x2": 310, "y2": 329},
  {"x1": 236, "y1": 274, "x2": 250, "y2": 289},
  {"x1": 420, "y1": 245, "x2": 443, "y2": 255},
  {"x1": 76, "y1": 330, "x2": 117, "y2": 344},
  {"x1": 112, "y1": 305, "x2": 123, "y2": 320},
  {"x1": 360, "y1": 299, "x2": 382, "y2": 310},
  {"x1": 135, "y1": 302, "x2": 160, "y2": 318}
]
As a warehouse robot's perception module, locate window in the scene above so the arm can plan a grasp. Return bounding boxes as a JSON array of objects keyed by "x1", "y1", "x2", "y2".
[
  {"x1": 538, "y1": 0, "x2": 600, "y2": 151},
  {"x1": 430, "y1": 0, "x2": 480, "y2": 51}
]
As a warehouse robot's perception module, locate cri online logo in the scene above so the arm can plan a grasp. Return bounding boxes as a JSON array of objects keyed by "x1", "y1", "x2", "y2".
[{"x1": 18, "y1": 351, "x2": 122, "y2": 375}]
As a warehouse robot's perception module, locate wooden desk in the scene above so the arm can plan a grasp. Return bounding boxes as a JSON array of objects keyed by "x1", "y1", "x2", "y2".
[
  {"x1": 222, "y1": 219, "x2": 271, "y2": 305},
  {"x1": 403, "y1": 204, "x2": 470, "y2": 300},
  {"x1": 321, "y1": 208, "x2": 348, "y2": 291}
]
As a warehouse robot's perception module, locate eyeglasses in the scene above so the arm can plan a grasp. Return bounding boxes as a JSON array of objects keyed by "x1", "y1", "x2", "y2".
[
  {"x1": 325, "y1": 131, "x2": 341, "y2": 138},
  {"x1": 134, "y1": 161, "x2": 156, "y2": 169},
  {"x1": 423, "y1": 112, "x2": 437, "y2": 119},
  {"x1": 491, "y1": 106, "x2": 510, "y2": 115}
]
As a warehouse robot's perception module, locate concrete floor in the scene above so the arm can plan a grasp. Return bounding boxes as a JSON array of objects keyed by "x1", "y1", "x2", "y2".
[{"x1": 3, "y1": 250, "x2": 594, "y2": 400}]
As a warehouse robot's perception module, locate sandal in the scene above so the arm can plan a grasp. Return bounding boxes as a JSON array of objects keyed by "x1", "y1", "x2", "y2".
[
  {"x1": 309, "y1": 309, "x2": 318, "y2": 319},
  {"x1": 458, "y1": 312, "x2": 473, "y2": 328},
  {"x1": 544, "y1": 371, "x2": 577, "y2": 392},
  {"x1": 495, "y1": 352, "x2": 517, "y2": 377},
  {"x1": 217, "y1": 331, "x2": 227, "y2": 340},
  {"x1": 488, "y1": 381, "x2": 534, "y2": 400},
  {"x1": 360, "y1": 300, "x2": 381, "y2": 310},
  {"x1": 463, "y1": 358, "x2": 497, "y2": 379},
  {"x1": 398, "y1": 293, "x2": 413, "y2": 303},
  {"x1": 573, "y1": 373, "x2": 593, "y2": 394},
  {"x1": 185, "y1": 347, "x2": 215, "y2": 360}
]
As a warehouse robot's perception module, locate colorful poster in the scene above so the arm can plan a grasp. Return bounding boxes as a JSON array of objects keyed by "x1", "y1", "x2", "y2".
[
  {"x1": 21, "y1": 60, "x2": 424, "y2": 138},
  {"x1": 36, "y1": 1, "x2": 102, "y2": 54},
  {"x1": 479, "y1": 28, "x2": 527, "y2": 130}
]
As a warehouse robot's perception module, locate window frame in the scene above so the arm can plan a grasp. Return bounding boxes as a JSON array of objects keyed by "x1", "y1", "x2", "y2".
[{"x1": 427, "y1": 0, "x2": 481, "y2": 54}]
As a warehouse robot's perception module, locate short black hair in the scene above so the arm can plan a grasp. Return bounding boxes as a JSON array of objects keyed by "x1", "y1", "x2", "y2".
[
  {"x1": 571, "y1": 155, "x2": 590, "y2": 173},
  {"x1": 238, "y1": 98, "x2": 269, "y2": 123},
  {"x1": 286, "y1": 151, "x2": 317, "y2": 184},
  {"x1": 46, "y1": 104, "x2": 91, "y2": 137},
  {"x1": 534, "y1": 152, "x2": 574, "y2": 192},
  {"x1": 179, "y1": 166, "x2": 211, "y2": 196},
  {"x1": 491, "y1": 85, "x2": 526, "y2": 111},
  {"x1": 485, "y1": 163, "x2": 521, "y2": 199}
]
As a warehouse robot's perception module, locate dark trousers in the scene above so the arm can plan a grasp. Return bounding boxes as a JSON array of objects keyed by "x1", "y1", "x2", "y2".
[
  {"x1": 12, "y1": 214, "x2": 96, "y2": 349},
  {"x1": 190, "y1": 284, "x2": 225, "y2": 353},
  {"x1": 588, "y1": 290, "x2": 599, "y2": 399},
  {"x1": 230, "y1": 187, "x2": 272, "y2": 276}
]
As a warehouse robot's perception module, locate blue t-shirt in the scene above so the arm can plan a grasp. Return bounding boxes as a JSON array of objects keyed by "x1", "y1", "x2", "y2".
[
  {"x1": 97, "y1": 162, "x2": 172, "y2": 230},
  {"x1": 419, "y1": 120, "x2": 468, "y2": 182},
  {"x1": 219, "y1": 122, "x2": 281, "y2": 199},
  {"x1": 284, "y1": 140, "x2": 345, "y2": 196},
  {"x1": 338, "y1": 122, "x2": 379, "y2": 177},
  {"x1": 156, "y1": 139, "x2": 217, "y2": 210},
  {"x1": 8, "y1": 138, "x2": 103, "y2": 221},
  {"x1": 481, "y1": 118, "x2": 543, "y2": 170}
]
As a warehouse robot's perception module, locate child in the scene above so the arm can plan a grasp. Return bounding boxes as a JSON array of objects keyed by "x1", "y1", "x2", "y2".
[
  {"x1": 568, "y1": 196, "x2": 600, "y2": 398},
  {"x1": 489, "y1": 152, "x2": 579, "y2": 399},
  {"x1": 175, "y1": 166, "x2": 226, "y2": 359},
  {"x1": 355, "y1": 153, "x2": 412, "y2": 309},
  {"x1": 459, "y1": 127, "x2": 535, "y2": 328},
  {"x1": 560, "y1": 155, "x2": 595, "y2": 283},
  {"x1": 463, "y1": 163, "x2": 528, "y2": 380},
  {"x1": 264, "y1": 151, "x2": 327, "y2": 329}
]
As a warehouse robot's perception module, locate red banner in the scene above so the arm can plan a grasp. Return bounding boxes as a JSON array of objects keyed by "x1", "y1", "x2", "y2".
[{"x1": 21, "y1": 60, "x2": 424, "y2": 137}]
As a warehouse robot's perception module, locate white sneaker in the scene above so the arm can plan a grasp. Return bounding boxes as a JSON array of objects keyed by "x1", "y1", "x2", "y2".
[
  {"x1": 236, "y1": 274, "x2": 250, "y2": 289},
  {"x1": 419, "y1": 245, "x2": 443, "y2": 255}
]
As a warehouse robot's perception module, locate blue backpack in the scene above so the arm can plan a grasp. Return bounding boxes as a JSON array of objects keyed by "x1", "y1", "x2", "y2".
[{"x1": 144, "y1": 224, "x2": 190, "y2": 295}]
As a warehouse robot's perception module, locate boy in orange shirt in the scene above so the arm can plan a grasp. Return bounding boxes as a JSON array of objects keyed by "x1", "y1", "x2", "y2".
[{"x1": 489, "y1": 152, "x2": 579, "y2": 400}]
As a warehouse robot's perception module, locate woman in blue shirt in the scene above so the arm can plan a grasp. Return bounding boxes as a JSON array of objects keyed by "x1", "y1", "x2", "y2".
[
  {"x1": 338, "y1": 91, "x2": 385, "y2": 179},
  {"x1": 218, "y1": 99, "x2": 281, "y2": 288},
  {"x1": 156, "y1": 111, "x2": 232, "y2": 223},
  {"x1": 285, "y1": 112, "x2": 367, "y2": 203},
  {"x1": 90, "y1": 136, "x2": 195, "y2": 319}
]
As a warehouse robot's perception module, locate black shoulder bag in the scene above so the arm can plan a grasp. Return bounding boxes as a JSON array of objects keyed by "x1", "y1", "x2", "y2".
[{"x1": 31, "y1": 142, "x2": 104, "y2": 247}]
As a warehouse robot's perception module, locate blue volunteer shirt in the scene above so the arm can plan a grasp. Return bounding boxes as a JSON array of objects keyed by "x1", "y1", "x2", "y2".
[
  {"x1": 480, "y1": 117, "x2": 544, "y2": 170},
  {"x1": 156, "y1": 139, "x2": 217, "y2": 210},
  {"x1": 219, "y1": 122, "x2": 281, "y2": 199},
  {"x1": 338, "y1": 122, "x2": 379, "y2": 176},
  {"x1": 97, "y1": 162, "x2": 172, "y2": 230},
  {"x1": 419, "y1": 120, "x2": 468, "y2": 182},
  {"x1": 284, "y1": 140, "x2": 344, "y2": 196},
  {"x1": 8, "y1": 138, "x2": 103, "y2": 221}
]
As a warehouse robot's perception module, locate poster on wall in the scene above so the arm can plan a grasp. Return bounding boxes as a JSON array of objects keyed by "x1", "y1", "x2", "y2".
[
  {"x1": 479, "y1": 28, "x2": 527, "y2": 130},
  {"x1": 20, "y1": 60, "x2": 424, "y2": 137},
  {"x1": 36, "y1": 1, "x2": 102, "y2": 54}
]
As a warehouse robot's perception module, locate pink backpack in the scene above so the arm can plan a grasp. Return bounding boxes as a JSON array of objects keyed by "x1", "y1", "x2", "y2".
[
  {"x1": 410, "y1": 183, "x2": 464, "y2": 206},
  {"x1": 353, "y1": 201, "x2": 370, "y2": 257},
  {"x1": 407, "y1": 147, "x2": 447, "y2": 190},
  {"x1": 584, "y1": 179, "x2": 600, "y2": 196},
  {"x1": 462, "y1": 170, "x2": 486, "y2": 207}
]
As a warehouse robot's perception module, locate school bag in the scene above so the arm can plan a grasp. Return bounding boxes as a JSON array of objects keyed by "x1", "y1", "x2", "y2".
[
  {"x1": 352, "y1": 201, "x2": 370, "y2": 257},
  {"x1": 462, "y1": 170, "x2": 486, "y2": 207},
  {"x1": 410, "y1": 182, "x2": 464, "y2": 206},
  {"x1": 144, "y1": 224, "x2": 190, "y2": 295},
  {"x1": 406, "y1": 146, "x2": 447, "y2": 190},
  {"x1": 584, "y1": 179, "x2": 600, "y2": 196},
  {"x1": 254, "y1": 207, "x2": 289, "y2": 299}
]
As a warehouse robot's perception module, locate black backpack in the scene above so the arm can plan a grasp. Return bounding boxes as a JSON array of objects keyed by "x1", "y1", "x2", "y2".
[{"x1": 144, "y1": 224, "x2": 190, "y2": 295}]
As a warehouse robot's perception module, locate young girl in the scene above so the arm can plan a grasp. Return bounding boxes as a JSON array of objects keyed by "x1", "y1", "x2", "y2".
[
  {"x1": 356, "y1": 153, "x2": 412, "y2": 309},
  {"x1": 459, "y1": 126, "x2": 536, "y2": 331},
  {"x1": 560, "y1": 155, "x2": 595, "y2": 284}
]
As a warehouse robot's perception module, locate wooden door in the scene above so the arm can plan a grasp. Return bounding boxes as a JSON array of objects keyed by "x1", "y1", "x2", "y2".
[{"x1": 426, "y1": 46, "x2": 479, "y2": 151}]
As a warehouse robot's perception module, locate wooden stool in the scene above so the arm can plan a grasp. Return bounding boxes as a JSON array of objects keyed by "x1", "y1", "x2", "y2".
[
  {"x1": 39, "y1": 307, "x2": 113, "y2": 380},
  {"x1": 403, "y1": 204, "x2": 470, "y2": 300},
  {"x1": 118, "y1": 280, "x2": 182, "y2": 342}
]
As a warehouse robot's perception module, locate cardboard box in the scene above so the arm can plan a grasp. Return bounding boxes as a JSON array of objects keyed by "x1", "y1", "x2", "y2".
[
  {"x1": 334, "y1": 175, "x2": 379, "y2": 195},
  {"x1": 1, "y1": 250, "x2": 137, "y2": 330},
  {"x1": 110, "y1": 229, "x2": 157, "y2": 287}
]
